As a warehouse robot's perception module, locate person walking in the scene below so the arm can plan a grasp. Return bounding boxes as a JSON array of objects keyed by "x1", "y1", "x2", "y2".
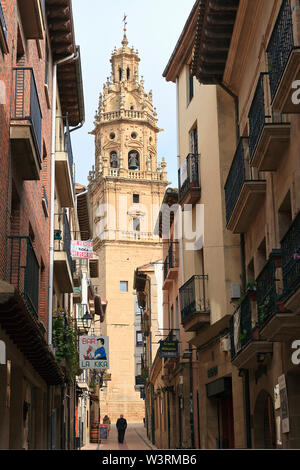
[{"x1": 116, "y1": 414, "x2": 127, "y2": 443}]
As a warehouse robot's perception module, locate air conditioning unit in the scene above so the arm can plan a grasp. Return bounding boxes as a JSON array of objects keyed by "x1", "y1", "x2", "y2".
[
  {"x1": 230, "y1": 284, "x2": 241, "y2": 300},
  {"x1": 220, "y1": 336, "x2": 231, "y2": 352}
]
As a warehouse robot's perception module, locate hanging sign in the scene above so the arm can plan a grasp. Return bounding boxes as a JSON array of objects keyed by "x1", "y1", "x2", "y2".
[
  {"x1": 79, "y1": 336, "x2": 109, "y2": 369},
  {"x1": 278, "y1": 374, "x2": 290, "y2": 433},
  {"x1": 71, "y1": 240, "x2": 93, "y2": 259},
  {"x1": 159, "y1": 339, "x2": 179, "y2": 359}
]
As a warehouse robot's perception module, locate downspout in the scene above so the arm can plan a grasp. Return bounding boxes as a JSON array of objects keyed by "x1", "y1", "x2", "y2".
[
  {"x1": 219, "y1": 82, "x2": 251, "y2": 448},
  {"x1": 48, "y1": 51, "x2": 79, "y2": 348}
]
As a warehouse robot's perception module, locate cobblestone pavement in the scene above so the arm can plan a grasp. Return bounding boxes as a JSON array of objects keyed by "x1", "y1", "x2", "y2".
[{"x1": 81, "y1": 423, "x2": 157, "y2": 451}]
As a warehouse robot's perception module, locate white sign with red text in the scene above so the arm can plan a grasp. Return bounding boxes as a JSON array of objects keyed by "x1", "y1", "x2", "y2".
[
  {"x1": 71, "y1": 240, "x2": 93, "y2": 259},
  {"x1": 79, "y1": 336, "x2": 109, "y2": 369}
]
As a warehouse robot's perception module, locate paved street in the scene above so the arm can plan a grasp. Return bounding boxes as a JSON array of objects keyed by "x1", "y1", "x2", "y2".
[{"x1": 81, "y1": 423, "x2": 157, "y2": 451}]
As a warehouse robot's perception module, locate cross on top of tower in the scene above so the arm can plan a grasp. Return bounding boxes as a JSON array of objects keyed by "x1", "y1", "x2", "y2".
[{"x1": 122, "y1": 13, "x2": 129, "y2": 46}]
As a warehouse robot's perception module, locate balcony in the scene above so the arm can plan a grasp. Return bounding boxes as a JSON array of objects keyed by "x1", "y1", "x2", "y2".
[
  {"x1": 10, "y1": 68, "x2": 42, "y2": 180},
  {"x1": 73, "y1": 286, "x2": 82, "y2": 304},
  {"x1": 55, "y1": 117, "x2": 75, "y2": 208},
  {"x1": 230, "y1": 293, "x2": 272, "y2": 369},
  {"x1": 257, "y1": 251, "x2": 299, "y2": 342},
  {"x1": 224, "y1": 138, "x2": 266, "y2": 233},
  {"x1": 179, "y1": 275, "x2": 210, "y2": 332},
  {"x1": 178, "y1": 153, "x2": 201, "y2": 205},
  {"x1": 248, "y1": 73, "x2": 290, "y2": 171},
  {"x1": 7, "y1": 236, "x2": 39, "y2": 319},
  {"x1": 135, "y1": 375, "x2": 145, "y2": 387},
  {"x1": 54, "y1": 211, "x2": 74, "y2": 293},
  {"x1": 0, "y1": 1, "x2": 8, "y2": 53},
  {"x1": 18, "y1": 0, "x2": 44, "y2": 40},
  {"x1": 279, "y1": 211, "x2": 300, "y2": 321},
  {"x1": 163, "y1": 242, "x2": 179, "y2": 289},
  {"x1": 267, "y1": 0, "x2": 300, "y2": 113}
]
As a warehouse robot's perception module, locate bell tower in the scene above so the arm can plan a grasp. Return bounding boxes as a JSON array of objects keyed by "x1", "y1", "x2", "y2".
[{"x1": 88, "y1": 24, "x2": 168, "y2": 422}]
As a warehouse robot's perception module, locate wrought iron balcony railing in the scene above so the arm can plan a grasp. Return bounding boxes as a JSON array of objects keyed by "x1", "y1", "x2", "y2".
[
  {"x1": 11, "y1": 68, "x2": 42, "y2": 161},
  {"x1": 163, "y1": 242, "x2": 179, "y2": 281},
  {"x1": 7, "y1": 236, "x2": 40, "y2": 318},
  {"x1": 281, "y1": 211, "x2": 300, "y2": 301},
  {"x1": 256, "y1": 256, "x2": 281, "y2": 329},
  {"x1": 224, "y1": 138, "x2": 265, "y2": 225},
  {"x1": 248, "y1": 73, "x2": 285, "y2": 162},
  {"x1": 179, "y1": 274, "x2": 209, "y2": 324},
  {"x1": 267, "y1": 0, "x2": 294, "y2": 102},
  {"x1": 54, "y1": 210, "x2": 74, "y2": 275},
  {"x1": 230, "y1": 293, "x2": 256, "y2": 360},
  {"x1": 135, "y1": 375, "x2": 145, "y2": 386},
  {"x1": 178, "y1": 153, "x2": 200, "y2": 202}
]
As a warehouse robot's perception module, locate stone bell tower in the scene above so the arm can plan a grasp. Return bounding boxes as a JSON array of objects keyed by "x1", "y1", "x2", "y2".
[{"x1": 88, "y1": 23, "x2": 168, "y2": 422}]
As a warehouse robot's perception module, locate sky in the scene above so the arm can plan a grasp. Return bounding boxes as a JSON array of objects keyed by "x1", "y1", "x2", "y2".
[{"x1": 71, "y1": 0, "x2": 195, "y2": 188}]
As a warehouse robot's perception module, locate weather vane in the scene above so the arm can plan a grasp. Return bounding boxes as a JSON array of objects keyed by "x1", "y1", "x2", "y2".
[{"x1": 123, "y1": 13, "x2": 127, "y2": 31}]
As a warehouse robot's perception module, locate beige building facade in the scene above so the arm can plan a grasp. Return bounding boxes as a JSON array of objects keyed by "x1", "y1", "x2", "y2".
[{"x1": 88, "y1": 27, "x2": 168, "y2": 423}]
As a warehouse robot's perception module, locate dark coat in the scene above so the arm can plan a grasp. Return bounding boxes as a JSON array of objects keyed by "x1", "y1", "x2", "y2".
[{"x1": 116, "y1": 417, "x2": 127, "y2": 431}]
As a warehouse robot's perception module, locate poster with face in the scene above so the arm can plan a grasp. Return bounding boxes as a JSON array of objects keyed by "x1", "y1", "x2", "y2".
[{"x1": 79, "y1": 336, "x2": 109, "y2": 369}]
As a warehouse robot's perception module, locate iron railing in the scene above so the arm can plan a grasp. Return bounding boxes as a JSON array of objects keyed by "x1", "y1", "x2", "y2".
[
  {"x1": 256, "y1": 257, "x2": 279, "y2": 328},
  {"x1": 178, "y1": 153, "x2": 200, "y2": 202},
  {"x1": 135, "y1": 375, "x2": 145, "y2": 386},
  {"x1": 0, "y1": 1, "x2": 7, "y2": 41},
  {"x1": 179, "y1": 274, "x2": 209, "y2": 323},
  {"x1": 7, "y1": 236, "x2": 39, "y2": 318},
  {"x1": 281, "y1": 211, "x2": 300, "y2": 301},
  {"x1": 230, "y1": 293, "x2": 253, "y2": 360},
  {"x1": 224, "y1": 138, "x2": 263, "y2": 224},
  {"x1": 163, "y1": 242, "x2": 179, "y2": 280},
  {"x1": 248, "y1": 73, "x2": 285, "y2": 162},
  {"x1": 54, "y1": 211, "x2": 74, "y2": 275},
  {"x1": 11, "y1": 68, "x2": 42, "y2": 161},
  {"x1": 267, "y1": 0, "x2": 294, "y2": 101}
]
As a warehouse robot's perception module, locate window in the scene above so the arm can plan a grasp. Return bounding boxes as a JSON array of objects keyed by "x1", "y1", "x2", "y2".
[
  {"x1": 133, "y1": 217, "x2": 140, "y2": 232},
  {"x1": 136, "y1": 331, "x2": 143, "y2": 346},
  {"x1": 120, "y1": 281, "x2": 128, "y2": 292},
  {"x1": 127, "y1": 67, "x2": 130, "y2": 80},
  {"x1": 133, "y1": 194, "x2": 139, "y2": 204},
  {"x1": 189, "y1": 126, "x2": 198, "y2": 154},
  {"x1": 188, "y1": 67, "x2": 194, "y2": 103}
]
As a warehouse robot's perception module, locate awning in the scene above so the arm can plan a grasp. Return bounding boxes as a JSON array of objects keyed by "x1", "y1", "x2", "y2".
[{"x1": 206, "y1": 377, "x2": 232, "y2": 398}]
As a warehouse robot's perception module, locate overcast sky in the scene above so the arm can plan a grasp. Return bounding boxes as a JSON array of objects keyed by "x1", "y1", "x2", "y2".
[{"x1": 71, "y1": 0, "x2": 195, "y2": 187}]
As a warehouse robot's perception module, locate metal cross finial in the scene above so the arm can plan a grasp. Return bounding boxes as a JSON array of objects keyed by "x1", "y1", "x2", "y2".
[{"x1": 123, "y1": 13, "x2": 127, "y2": 31}]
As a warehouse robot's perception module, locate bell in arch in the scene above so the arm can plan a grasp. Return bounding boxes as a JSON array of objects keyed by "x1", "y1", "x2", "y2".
[{"x1": 128, "y1": 150, "x2": 140, "y2": 170}]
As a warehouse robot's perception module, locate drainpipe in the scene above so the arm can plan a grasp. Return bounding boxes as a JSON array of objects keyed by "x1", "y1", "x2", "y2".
[
  {"x1": 219, "y1": 82, "x2": 251, "y2": 447},
  {"x1": 48, "y1": 51, "x2": 79, "y2": 347}
]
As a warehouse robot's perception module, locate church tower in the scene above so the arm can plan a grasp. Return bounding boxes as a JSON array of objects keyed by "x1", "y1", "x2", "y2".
[{"x1": 88, "y1": 24, "x2": 168, "y2": 422}]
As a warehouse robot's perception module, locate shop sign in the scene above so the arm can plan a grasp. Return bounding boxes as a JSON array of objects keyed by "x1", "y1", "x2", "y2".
[
  {"x1": 159, "y1": 339, "x2": 179, "y2": 359},
  {"x1": 71, "y1": 240, "x2": 93, "y2": 259},
  {"x1": 0, "y1": 340, "x2": 6, "y2": 365},
  {"x1": 79, "y1": 336, "x2": 109, "y2": 369}
]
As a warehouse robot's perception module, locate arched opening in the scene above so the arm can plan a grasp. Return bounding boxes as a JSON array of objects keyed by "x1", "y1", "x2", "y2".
[
  {"x1": 119, "y1": 68, "x2": 122, "y2": 82},
  {"x1": 110, "y1": 151, "x2": 118, "y2": 168},
  {"x1": 253, "y1": 390, "x2": 276, "y2": 449},
  {"x1": 128, "y1": 150, "x2": 140, "y2": 170},
  {"x1": 127, "y1": 67, "x2": 130, "y2": 80}
]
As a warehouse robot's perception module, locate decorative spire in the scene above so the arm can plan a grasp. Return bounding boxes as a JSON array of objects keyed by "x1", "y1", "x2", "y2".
[{"x1": 122, "y1": 13, "x2": 129, "y2": 46}]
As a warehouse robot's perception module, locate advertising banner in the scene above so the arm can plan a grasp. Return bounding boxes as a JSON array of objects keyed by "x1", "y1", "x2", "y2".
[
  {"x1": 71, "y1": 240, "x2": 93, "y2": 259},
  {"x1": 79, "y1": 336, "x2": 109, "y2": 369}
]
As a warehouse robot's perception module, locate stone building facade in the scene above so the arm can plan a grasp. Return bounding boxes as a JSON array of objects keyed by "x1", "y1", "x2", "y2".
[{"x1": 88, "y1": 27, "x2": 168, "y2": 423}]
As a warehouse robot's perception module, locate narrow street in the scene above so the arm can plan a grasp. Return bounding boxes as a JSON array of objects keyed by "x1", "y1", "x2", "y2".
[{"x1": 82, "y1": 424, "x2": 157, "y2": 451}]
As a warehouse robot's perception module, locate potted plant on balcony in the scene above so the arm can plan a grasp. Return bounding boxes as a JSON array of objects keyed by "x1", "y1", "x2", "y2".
[
  {"x1": 53, "y1": 310, "x2": 79, "y2": 381},
  {"x1": 258, "y1": 296, "x2": 270, "y2": 325}
]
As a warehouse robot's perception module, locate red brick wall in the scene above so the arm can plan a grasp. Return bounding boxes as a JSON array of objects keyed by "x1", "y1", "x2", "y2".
[{"x1": 0, "y1": 0, "x2": 54, "y2": 333}]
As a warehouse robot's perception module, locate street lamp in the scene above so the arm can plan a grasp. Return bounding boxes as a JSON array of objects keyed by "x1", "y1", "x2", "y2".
[{"x1": 82, "y1": 310, "x2": 93, "y2": 334}]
